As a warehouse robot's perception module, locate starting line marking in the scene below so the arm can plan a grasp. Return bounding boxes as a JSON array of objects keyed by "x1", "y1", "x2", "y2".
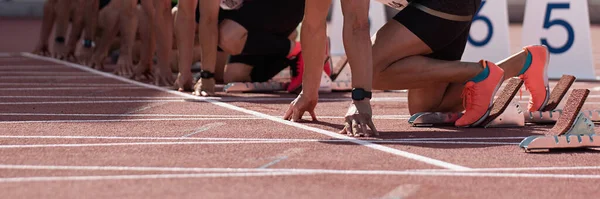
[
  {"x1": 0, "y1": 118, "x2": 261, "y2": 124},
  {"x1": 0, "y1": 75, "x2": 104, "y2": 79},
  {"x1": 0, "y1": 83, "x2": 132, "y2": 86},
  {"x1": 0, "y1": 96, "x2": 189, "y2": 99},
  {"x1": 0, "y1": 100, "x2": 185, "y2": 105},
  {"x1": 0, "y1": 71, "x2": 92, "y2": 75},
  {"x1": 0, "y1": 87, "x2": 146, "y2": 91},
  {"x1": 23, "y1": 53, "x2": 471, "y2": 171}
]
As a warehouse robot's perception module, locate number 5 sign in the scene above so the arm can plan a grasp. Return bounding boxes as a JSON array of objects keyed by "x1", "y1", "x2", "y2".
[
  {"x1": 522, "y1": 0, "x2": 596, "y2": 80},
  {"x1": 462, "y1": 0, "x2": 511, "y2": 63}
]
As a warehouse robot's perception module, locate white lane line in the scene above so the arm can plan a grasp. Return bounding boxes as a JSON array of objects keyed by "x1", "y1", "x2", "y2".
[
  {"x1": 0, "y1": 100, "x2": 184, "y2": 105},
  {"x1": 182, "y1": 122, "x2": 227, "y2": 137},
  {"x1": 2, "y1": 164, "x2": 600, "y2": 175},
  {"x1": 0, "y1": 76, "x2": 104, "y2": 79},
  {"x1": 381, "y1": 184, "x2": 421, "y2": 199},
  {"x1": 0, "y1": 135, "x2": 525, "y2": 141},
  {"x1": 0, "y1": 172, "x2": 313, "y2": 183},
  {"x1": 0, "y1": 83, "x2": 132, "y2": 86},
  {"x1": 23, "y1": 52, "x2": 470, "y2": 171},
  {"x1": 0, "y1": 87, "x2": 146, "y2": 91},
  {"x1": 1, "y1": 168, "x2": 600, "y2": 183},
  {"x1": 421, "y1": 166, "x2": 600, "y2": 172},
  {"x1": 0, "y1": 65, "x2": 69, "y2": 69},
  {"x1": 0, "y1": 113, "x2": 257, "y2": 118},
  {"x1": 0, "y1": 118, "x2": 261, "y2": 124},
  {"x1": 0, "y1": 96, "x2": 189, "y2": 99}
]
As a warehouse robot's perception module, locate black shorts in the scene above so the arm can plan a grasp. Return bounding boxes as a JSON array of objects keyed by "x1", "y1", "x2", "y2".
[
  {"x1": 99, "y1": 0, "x2": 111, "y2": 10},
  {"x1": 229, "y1": 54, "x2": 290, "y2": 82},
  {"x1": 196, "y1": 0, "x2": 304, "y2": 36},
  {"x1": 393, "y1": 0, "x2": 482, "y2": 61}
]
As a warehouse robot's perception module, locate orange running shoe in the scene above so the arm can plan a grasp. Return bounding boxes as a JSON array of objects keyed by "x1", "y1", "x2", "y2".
[
  {"x1": 519, "y1": 45, "x2": 550, "y2": 111},
  {"x1": 455, "y1": 60, "x2": 505, "y2": 127}
]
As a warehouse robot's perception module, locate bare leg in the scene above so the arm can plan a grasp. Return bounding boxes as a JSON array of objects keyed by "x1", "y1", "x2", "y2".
[{"x1": 371, "y1": 20, "x2": 529, "y2": 114}]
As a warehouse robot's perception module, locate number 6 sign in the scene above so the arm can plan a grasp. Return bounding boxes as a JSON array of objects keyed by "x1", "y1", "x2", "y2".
[
  {"x1": 522, "y1": 0, "x2": 596, "y2": 80},
  {"x1": 462, "y1": 0, "x2": 511, "y2": 63}
]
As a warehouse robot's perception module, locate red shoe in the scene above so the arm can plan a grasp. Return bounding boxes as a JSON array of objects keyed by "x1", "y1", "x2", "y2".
[
  {"x1": 455, "y1": 60, "x2": 505, "y2": 127},
  {"x1": 286, "y1": 39, "x2": 332, "y2": 93},
  {"x1": 519, "y1": 45, "x2": 550, "y2": 111}
]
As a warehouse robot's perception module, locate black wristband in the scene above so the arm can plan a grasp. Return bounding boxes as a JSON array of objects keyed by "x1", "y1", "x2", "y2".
[
  {"x1": 200, "y1": 70, "x2": 215, "y2": 79},
  {"x1": 83, "y1": 40, "x2": 94, "y2": 48},
  {"x1": 54, "y1": 37, "x2": 65, "y2": 44},
  {"x1": 351, "y1": 88, "x2": 372, "y2": 101}
]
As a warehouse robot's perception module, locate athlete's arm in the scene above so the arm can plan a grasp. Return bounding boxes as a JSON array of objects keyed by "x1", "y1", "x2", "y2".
[
  {"x1": 33, "y1": 0, "x2": 57, "y2": 55},
  {"x1": 65, "y1": 0, "x2": 86, "y2": 61},
  {"x1": 196, "y1": 0, "x2": 220, "y2": 96},
  {"x1": 299, "y1": 0, "x2": 331, "y2": 99},
  {"x1": 340, "y1": 0, "x2": 372, "y2": 92},
  {"x1": 83, "y1": 0, "x2": 99, "y2": 49}
]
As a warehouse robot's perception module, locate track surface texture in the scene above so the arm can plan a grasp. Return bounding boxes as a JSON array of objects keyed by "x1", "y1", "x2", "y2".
[{"x1": 1, "y1": 18, "x2": 600, "y2": 199}]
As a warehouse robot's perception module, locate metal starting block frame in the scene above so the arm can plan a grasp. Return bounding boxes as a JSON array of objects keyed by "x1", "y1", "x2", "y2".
[
  {"x1": 519, "y1": 89, "x2": 600, "y2": 152},
  {"x1": 409, "y1": 77, "x2": 526, "y2": 128}
]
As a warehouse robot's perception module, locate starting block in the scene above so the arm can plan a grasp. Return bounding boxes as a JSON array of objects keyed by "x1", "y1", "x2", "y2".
[
  {"x1": 520, "y1": 89, "x2": 600, "y2": 152},
  {"x1": 409, "y1": 77, "x2": 526, "y2": 128}
]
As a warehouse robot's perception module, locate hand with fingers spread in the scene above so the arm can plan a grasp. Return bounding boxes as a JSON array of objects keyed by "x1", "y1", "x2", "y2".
[
  {"x1": 114, "y1": 55, "x2": 135, "y2": 77},
  {"x1": 284, "y1": 93, "x2": 318, "y2": 122},
  {"x1": 152, "y1": 64, "x2": 176, "y2": 87},
  {"x1": 192, "y1": 77, "x2": 216, "y2": 96},
  {"x1": 340, "y1": 99, "x2": 378, "y2": 137}
]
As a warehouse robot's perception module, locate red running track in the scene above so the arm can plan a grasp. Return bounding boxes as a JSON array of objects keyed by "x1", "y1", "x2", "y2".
[{"x1": 1, "y1": 19, "x2": 600, "y2": 198}]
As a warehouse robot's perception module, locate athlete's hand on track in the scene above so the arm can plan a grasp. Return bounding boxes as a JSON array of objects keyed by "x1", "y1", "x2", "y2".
[
  {"x1": 340, "y1": 99, "x2": 378, "y2": 137},
  {"x1": 114, "y1": 55, "x2": 134, "y2": 77},
  {"x1": 77, "y1": 47, "x2": 94, "y2": 65},
  {"x1": 284, "y1": 93, "x2": 318, "y2": 122},
  {"x1": 32, "y1": 43, "x2": 51, "y2": 57},
  {"x1": 193, "y1": 78, "x2": 216, "y2": 96}
]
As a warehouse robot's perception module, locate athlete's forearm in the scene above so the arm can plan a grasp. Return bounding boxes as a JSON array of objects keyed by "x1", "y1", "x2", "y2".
[
  {"x1": 118, "y1": 0, "x2": 138, "y2": 57},
  {"x1": 198, "y1": 0, "x2": 220, "y2": 73},
  {"x1": 53, "y1": 0, "x2": 71, "y2": 41},
  {"x1": 175, "y1": 0, "x2": 198, "y2": 77},
  {"x1": 300, "y1": 0, "x2": 332, "y2": 98},
  {"x1": 341, "y1": 0, "x2": 373, "y2": 91},
  {"x1": 66, "y1": 0, "x2": 85, "y2": 50},
  {"x1": 83, "y1": 0, "x2": 99, "y2": 42},
  {"x1": 37, "y1": 0, "x2": 57, "y2": 47}
]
